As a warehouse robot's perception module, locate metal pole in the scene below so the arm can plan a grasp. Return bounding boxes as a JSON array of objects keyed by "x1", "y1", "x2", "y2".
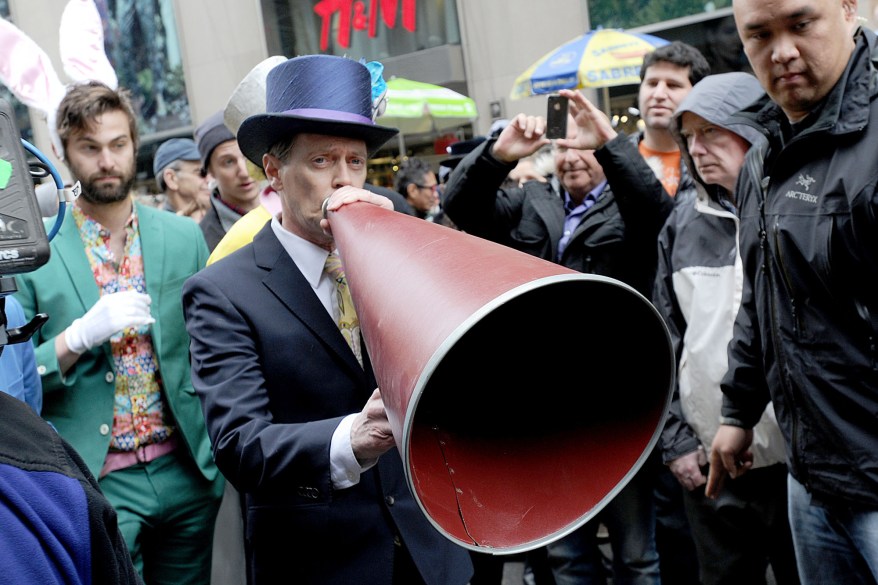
[{"x1": 397, "y1": 132, "x2": 406, "y2": 160}]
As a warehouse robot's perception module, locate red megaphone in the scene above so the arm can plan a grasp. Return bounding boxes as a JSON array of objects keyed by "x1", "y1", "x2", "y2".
[{"x1": 328, "y1": 201, "x2": 674, "y2": 554}]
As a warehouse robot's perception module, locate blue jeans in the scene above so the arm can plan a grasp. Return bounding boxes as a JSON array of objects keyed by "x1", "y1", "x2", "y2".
[
  {"x1": 788, "y1": 473, "x2": 878, "y2": 585},
  {"x1": 547, "y1": 464, "x2": 660, "y2": 585}
]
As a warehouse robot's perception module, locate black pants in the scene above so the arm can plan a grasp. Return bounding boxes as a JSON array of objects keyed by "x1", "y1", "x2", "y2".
[{"x1": 683, "y1": 463, "x2": 799, "y2": 585}]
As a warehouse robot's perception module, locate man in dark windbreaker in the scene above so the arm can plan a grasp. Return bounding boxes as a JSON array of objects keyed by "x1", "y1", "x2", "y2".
[{"x1": 706, "y1": 0, "x2": 878, "y2": 583}]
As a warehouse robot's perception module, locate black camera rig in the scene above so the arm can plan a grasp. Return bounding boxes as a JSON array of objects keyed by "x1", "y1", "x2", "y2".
[{"x1": 0, "y1": 98, "x2": 53, "y2": 351}]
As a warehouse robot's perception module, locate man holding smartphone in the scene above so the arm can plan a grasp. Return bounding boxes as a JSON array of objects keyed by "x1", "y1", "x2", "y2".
[{"x1": 443, "y1": 42, "x2": 705, "y2": 295}]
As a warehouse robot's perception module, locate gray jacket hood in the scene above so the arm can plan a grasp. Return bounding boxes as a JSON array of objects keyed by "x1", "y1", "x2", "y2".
[
  {"x1": 672, "y1": 72, "x2": 766, "y2": 203},
  {"x1": 674, "y1": 72, "x2": 765, "y2": 145}
]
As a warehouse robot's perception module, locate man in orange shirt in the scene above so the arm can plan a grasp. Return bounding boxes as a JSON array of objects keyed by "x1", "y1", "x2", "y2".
[{"x1": 572, "y1": 41, "x2": 709, "y2": 200}]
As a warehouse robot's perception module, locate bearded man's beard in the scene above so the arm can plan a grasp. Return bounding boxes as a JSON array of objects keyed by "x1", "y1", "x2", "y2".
[
  {"x1": 71, "y1": 160, "x2": 137, "y2": 205},
  {"x1": 79, "y1": 174, "x2": 136, "y2": 204}
]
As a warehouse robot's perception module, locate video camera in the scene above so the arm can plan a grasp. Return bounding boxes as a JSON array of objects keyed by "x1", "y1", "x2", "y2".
[{"x1": 0, "y1": 98, "x2": 53, "y2": 349}]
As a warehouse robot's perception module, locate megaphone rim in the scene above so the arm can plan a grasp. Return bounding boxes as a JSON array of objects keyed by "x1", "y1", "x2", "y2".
[{"x1": 400, "y1": 271, "x2": 676, "y2": 554}]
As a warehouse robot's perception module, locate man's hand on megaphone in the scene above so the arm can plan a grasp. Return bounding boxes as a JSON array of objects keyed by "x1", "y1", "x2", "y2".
[
  {"x1": 64, "y1": 290, "x2": 155, "y2": 354},
  {"x1": 320, "y1": 186, "x2": 394, "y2": 236},
  {"x1": 350, "y1": 388, "x2": 396, "y2": 462}
]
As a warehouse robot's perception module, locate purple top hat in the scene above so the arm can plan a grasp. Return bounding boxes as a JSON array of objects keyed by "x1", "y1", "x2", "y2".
[{"x1": 237, "y1": 55, "x2": 398, "y2": 166}]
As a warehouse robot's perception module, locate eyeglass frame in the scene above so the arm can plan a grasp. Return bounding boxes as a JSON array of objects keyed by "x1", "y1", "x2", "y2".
[
  {"x1": 413, "y1": 183, "x2": 440, "y2": 192},
  {"x1": 169, "y1": 161, "x2": 205, "y2": 178}
]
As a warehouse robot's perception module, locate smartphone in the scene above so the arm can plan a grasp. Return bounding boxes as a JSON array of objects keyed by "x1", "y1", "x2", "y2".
[{"x1": 546, "y1": 95, "x2": 569, "y2": 139}]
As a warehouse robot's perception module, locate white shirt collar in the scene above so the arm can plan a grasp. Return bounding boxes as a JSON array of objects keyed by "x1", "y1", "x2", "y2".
[{"x1": 270, "y1": 216, "x2": 335, "y2": 317}]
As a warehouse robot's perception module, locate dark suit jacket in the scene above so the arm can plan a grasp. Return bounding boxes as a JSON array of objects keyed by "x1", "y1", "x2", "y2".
[{"x1": 182, "y1": 223, "x2": 471, "y2": 585}]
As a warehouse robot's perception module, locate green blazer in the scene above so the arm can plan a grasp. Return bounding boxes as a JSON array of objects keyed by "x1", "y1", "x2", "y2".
[{"x1": 15, "y1": 202, "x2": 219, "y2": 483}]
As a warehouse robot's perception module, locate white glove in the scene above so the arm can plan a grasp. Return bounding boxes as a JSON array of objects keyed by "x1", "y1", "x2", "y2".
[{"x1": 65, "y1": 290, "x2": 155, "y2": 354}]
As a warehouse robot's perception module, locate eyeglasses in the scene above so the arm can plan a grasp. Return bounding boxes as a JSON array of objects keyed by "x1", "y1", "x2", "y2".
[
  {"x1": 173, "y1": 166, "x2": 205, "y2": 178},
  {"x1": 414, "y1": 183, "x2": 439, "y2": 192}
]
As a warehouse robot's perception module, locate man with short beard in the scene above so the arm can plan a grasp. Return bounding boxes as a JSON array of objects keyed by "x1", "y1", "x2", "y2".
[{"x1": 14, "y1": 81, "x2": 223, "y2": 585}]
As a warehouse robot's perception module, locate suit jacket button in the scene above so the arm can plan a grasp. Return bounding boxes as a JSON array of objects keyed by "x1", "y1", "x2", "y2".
[
  {"x1": 385, "y1": 495, "x2": 395, "y2": 506},
  {"x1": 37, "y1": 365, "x2": 47, "y2": 375},
  {"x1": 105, "y1": 372, "x2": 115, "y2": 383},
  {"x1": 297, "y1": 486, "x2": 319, "y2": 499},
  {"x1": 99, "y1": 424, "x2": 110, "y2": 435}
]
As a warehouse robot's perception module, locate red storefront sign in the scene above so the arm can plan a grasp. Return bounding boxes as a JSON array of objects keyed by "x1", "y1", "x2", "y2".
[{"x1": 314, "y1": 0, "x2": 416, "y2": 51}]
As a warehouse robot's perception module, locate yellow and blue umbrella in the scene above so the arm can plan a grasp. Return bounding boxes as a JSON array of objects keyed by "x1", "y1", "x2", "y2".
[{"x1": 511, "y1": 28, "x2": 671, "y2": 100}]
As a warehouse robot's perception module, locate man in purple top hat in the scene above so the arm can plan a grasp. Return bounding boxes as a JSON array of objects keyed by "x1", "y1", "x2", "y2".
[{"x1": 182, "y1": 55, "x2": 473, "y2": 585}]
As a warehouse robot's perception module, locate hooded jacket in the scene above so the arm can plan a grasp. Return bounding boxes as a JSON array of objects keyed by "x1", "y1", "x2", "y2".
[
  {"x1": 721, "y1": 28, "x2": 878, "y2": 507},
  {"x1": 654, "y1": 73, "x2": 787, "y2": 468}
]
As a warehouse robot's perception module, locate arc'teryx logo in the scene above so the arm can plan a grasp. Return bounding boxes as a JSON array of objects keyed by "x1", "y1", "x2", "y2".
[
  {"x1": 796, "y1": 174, "x2": 816, "y2": 191},
  {"x1": 786, "y1": 173, "x2": 818, "y2": 204}
]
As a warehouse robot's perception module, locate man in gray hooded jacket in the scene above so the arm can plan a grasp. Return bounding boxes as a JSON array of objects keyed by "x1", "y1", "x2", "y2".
[{"x1": 653, "y1": 72, "x2": 799, "y2": 585}]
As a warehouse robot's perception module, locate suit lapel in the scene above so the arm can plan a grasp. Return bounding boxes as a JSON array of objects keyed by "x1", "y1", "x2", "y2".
[
  {"x1": 253, "y1": 225, "x2": 368, "y2": 379},
  {"x1": 53, "y1": 207, "x2": 100, "y2": 311},
  {"x1": 52, "y1": 206, "x2": 115, "y2": 364},
  {"x1": 570, "y1": 185, "x2": 611, "y2": 242},
  {"x1": 138, "y1": 205, "x2": 164, "y2": 357},
  {"x1": 528, "y1": 185, "x2": 565, "y2": 259}
]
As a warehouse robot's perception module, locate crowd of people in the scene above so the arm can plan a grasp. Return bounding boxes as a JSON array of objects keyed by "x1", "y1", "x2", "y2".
[{"x1": 1, "y1": 0, "x2": 877, "y2": 583}]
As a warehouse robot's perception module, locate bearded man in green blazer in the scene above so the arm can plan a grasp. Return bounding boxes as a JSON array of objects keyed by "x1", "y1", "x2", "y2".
[{"x1": 15, "y1": 82, "x2": 222, "y2": 585}]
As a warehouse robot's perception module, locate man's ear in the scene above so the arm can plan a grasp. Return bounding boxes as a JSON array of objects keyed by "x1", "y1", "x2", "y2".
[
  {"x1": 163, "y1": 167, "x2": 178, "y2": 190},
  {"x1": 405, "y1": 182, "x2": 418, "y2": 200},
  {"x1": 263, "y1": 153, "x2": 283, "y2": 191},
  {"x1": 843, "y1": 0, "x2": 858, "y2": 19}
]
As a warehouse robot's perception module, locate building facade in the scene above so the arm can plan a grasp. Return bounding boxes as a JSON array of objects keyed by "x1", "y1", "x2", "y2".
[{"x1": 5, "y1": 0, "x2": 877, "y2": 189}]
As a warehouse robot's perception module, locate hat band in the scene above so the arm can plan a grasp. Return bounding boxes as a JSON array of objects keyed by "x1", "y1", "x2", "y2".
[{"x1": 283, "y1": 108, "x2": 374, "y2": 126}]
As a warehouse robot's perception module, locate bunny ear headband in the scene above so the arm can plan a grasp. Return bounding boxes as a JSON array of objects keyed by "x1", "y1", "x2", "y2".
[{"x1": 0, "y1": 0, "x2": 117, "y2": 159}]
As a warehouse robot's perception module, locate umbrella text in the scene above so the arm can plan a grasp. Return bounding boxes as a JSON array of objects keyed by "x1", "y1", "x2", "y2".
[{"x1": 586, "y1": 66, "x2": 643, "y2": 84}]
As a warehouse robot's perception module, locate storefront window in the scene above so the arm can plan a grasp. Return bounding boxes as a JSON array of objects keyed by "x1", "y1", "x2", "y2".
[
  {"x1": 588, "y1": 0, "x2": 731, "y2": 30},
  {"x1": 262, "y1": 0, "x2": 461, "y2": 61},
  {"x1": 98, "y1": 0, "x2": 191, "y2": 137},
  {"x1": 2, "y1": 1, "x2": 189, "y2": 145}
]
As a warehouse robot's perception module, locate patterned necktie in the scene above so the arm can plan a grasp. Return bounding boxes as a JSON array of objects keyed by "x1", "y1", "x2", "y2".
[{"x1": 324, "y1": 251, "x2": 362, "y2": 366}]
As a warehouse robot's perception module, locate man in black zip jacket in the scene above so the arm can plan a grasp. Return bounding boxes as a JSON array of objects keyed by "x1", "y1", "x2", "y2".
[{"x1": 706, "y1": 0, "x2": 878, "y2": 582}]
